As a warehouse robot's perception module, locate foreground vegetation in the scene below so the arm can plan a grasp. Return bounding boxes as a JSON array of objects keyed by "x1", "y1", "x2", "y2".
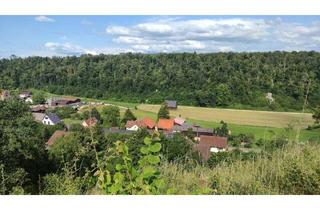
[{"x1": 1, "y1": 99, "x2": 320, "y2": 195}]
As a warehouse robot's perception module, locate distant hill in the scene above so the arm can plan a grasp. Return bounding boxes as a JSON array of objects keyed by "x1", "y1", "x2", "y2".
[{"x1": 0, "y1": 52, "x2": 319, "y2": 111}]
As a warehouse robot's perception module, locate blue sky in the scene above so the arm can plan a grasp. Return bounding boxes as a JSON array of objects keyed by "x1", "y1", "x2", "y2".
[{"x1": 0, "y1": 16, "x2": 319, "y2": 57}]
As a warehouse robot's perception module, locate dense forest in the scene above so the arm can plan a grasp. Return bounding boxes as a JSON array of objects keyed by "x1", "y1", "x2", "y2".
[{"x1": 1, "y1": 52, "x2": 320, "y2": 111}]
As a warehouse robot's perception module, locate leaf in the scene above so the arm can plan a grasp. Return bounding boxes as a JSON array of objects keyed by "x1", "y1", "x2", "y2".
[
  {"x1": 115, "y1": 164, "x2": 123, "y2": 171},
  {"x1": 109, "y1": 183, "x2": 121, "y2": 194},
  {"x1": 149, "y1": 143, "x2": 161, "y2": 153},
  {"x1": 142, "y1": 167, "x2": 156, "y2": 179},
  {"x1": 144, "y1": 137, "x2": 152, "y2": 145},
  {"x1": 140, "y1": 146, "x2": 149, "y2": 155},
  {"x1": 113, "y1": 172, "x2": 124, "y2": 184},
  {"x1": 147, "y1": 155, "x2": 160, "y2": 164}
]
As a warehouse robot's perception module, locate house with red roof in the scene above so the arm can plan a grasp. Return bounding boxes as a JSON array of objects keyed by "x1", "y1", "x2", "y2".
[
  {"x1": 194, "y1": 135, "x2": 228, "y2": 161},
  {"x1": 125, "y1": 119, "x2": 147, "y2": 131},
  {"x1": 157, "y1": 118, "x2": 174, "y2": 131},
  {"x1": 82, "y1": 117, "x2": 98, "y2": 128},
  {"x1": 142, "y1": 117, "x2": 156, "y2": 129}
]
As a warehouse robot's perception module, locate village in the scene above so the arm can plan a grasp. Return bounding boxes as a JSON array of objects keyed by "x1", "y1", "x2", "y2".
[{"x1": 1, "y1": 89, "x2": 228, "y2": 161}]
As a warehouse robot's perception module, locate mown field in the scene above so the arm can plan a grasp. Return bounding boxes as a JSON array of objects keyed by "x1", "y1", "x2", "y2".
[{"x1": 137, "y1": 104, "x2": 313, "y2": 128}]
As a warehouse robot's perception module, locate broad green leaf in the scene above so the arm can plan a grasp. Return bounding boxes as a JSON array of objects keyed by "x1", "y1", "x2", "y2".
[
  {"x1": 115, "y1": 164, "x2": 123, "y2": 171},
  {"x1": 144, "y1": 137, "x2": 152, "y2": 145},
  {"x1": 114, "y1": 172, "x2": 124, "y2": 183},
  {"x1": 147, "y1": 155, "x2": 160, "y2": 164},
  {"x1": 140, "y1": 146, "x2": 149, "y2": 155},
  {"x1": 142, "y1": 167, "x2": 156, "y2": 179},
  {"x1": 149, "y1": 143, "x2": 161, "y2": 153}
]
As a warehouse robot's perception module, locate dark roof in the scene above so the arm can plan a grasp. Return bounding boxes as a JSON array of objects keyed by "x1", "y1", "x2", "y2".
[
  {"x1": 31, "y1": 105, "x2": 47, "y2": 113},
  {"x1": 103, "y1": 128, "x2": 135, "y2": 134},
  {"x1": 45, "y1": 113, "x2": 61, "y2": 124},
  {"x1": 194, "y1": 135, "x2": 228, "y2": 160},
  {"x1": 165, "y1": 100, "x2": 177, "y2": 108},
  {"x1": 173, "y1": 123, "x2": 213, "y2": 134}
]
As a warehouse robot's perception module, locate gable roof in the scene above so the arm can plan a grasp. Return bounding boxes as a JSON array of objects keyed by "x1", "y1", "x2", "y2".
[
  {"x1": 47, "y1": 130, "x2": 69, "y2": 147},
  {"x1": 157, "y1": 118, "x2": 174, "y2": 130},
  {"x1": 32, "y1": 113, "x2": 45, "y2": 122},
  {"x1": 125, "y1": 120, "x2": 147, "y2": 129},
  {"x1": 194, "y1": 135, "x2": 228, "y2": 160},
  {"x1": 44, "y1": 113, "x2": 61, "y2": 124},
  {"x1": 165, "y1": 100, "x2": 177, "y2": 108},
  {"x1": 83, "y1": 117, "x2": 98, "y2": 127},
  {"x1": 174, "y1": 117, "x2": 185, "y2": 125},
  {"x1": 142, "y1": 117, "x2": 156, "y2": 129}
]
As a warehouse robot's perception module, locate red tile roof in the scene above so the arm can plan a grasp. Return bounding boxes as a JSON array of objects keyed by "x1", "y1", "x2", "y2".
[
  {"x1": 157, "y1": 118, "x2": 174, "y2": 130},
  {"x1": 142, "y1": 117, "x2": 156, "y2": 129},
  {"x1": 194, "y1": 135, "x2": 228, "y2": 160},
  {"x1": 47, "y1": 130, "x2": 68, "y2": 147}
]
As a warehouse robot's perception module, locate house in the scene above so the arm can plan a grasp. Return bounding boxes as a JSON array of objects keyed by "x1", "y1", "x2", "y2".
[
  {"x1": 46, "y1": 130, "x2": 69, "y2": 148},
  {"x1": 19, "y1": 90, "x2": 32, "y2": 99},
  {"x1": 82, "y1": 117, "x2": 98, "y2": 128},
  {"x1": 165, "y1": 100, "x2": 177, "y2": 109},
  {"x1": 173, "y1": 123, "x2": 213, "y2": 137},
  {"x1": 157, "y1": 118, "x2": 174, "y2": 131},
  {"x1": 0, "y1": 90, "x2": 10, "y2": 101},
  {"x1": 174, "y1": 117, "x2": 185, "y2": 126},
  {"x1": 47, "y1": 97, "x2": 81, "y2": 107},
  {"x1": 32, "y1": 113, "x2": 45, "y2": 122},
  {"x1": 125, "y1": 120, "x2": 147, "y2": 131},
  {"x1": 194, "y1": 135, "x2": 228, "y2": 161},
  {"x1": 25, "y1": 97, "x2": 33, "y2": 104},
  {"x1": 104, "y1": 127, "x2": 135, "y2": 135},
  {"x1": 42, "y1": 113, "x2": 61, "y2": 125},
  {"x1": 31, "y1": 105, "x2": 47, "y2": 113},
  {"x1": 142, "y1": 117, "x2": 156, "y2": 129}
]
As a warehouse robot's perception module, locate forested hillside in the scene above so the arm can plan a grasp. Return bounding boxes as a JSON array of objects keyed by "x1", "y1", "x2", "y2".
[{"x1": 1, "y1": 52, "x2": 320, "y2": 110}]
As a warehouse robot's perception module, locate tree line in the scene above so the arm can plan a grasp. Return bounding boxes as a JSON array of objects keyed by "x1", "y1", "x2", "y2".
[{"x1": 0, "y1": 52, "x2": 320, "y2": 111}]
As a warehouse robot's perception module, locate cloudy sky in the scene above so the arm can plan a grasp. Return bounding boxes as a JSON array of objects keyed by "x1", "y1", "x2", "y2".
[{"x1": 0, "y1": 16, "x2": 320, "y2": 57}]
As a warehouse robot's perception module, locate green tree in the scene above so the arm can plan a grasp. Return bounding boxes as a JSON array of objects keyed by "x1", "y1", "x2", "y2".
[
  {"x1": 91, "y1": 107, "x2": 102, "y2": 122},
  {"x1": 0, "y1": 99, "x2": 49, "y2": 194},
  {"x1": 215, "y1": 84, "x2": 231, "y2": 106},
  {"x1": 214, "y1": 121, "x2": 229, "y2": 137},
  {"x1": 121, "y1": 109, "x2": 136, "y2": 123},
  {"x1": 157, "y1": 104, "x2": 170, "y2": 119},
  {"x1": 102, "y1": 106, "x2": 120, "y2": 127},
  {"x1": 32, "y1": 92, "x2": 46, "y2": 104},
  {"x1": 312, "y1": 105, "x2": 320, "y2": 124}
]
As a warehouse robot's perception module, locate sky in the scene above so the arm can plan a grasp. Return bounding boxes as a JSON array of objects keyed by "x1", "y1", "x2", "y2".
[{"x1": 0, "y1": 15, "x2": 320, "y2": 57}]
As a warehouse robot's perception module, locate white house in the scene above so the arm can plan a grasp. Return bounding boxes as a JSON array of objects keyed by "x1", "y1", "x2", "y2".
[
  {"x1": 42, "y1": 113, "x2": 61, "y2": 125},
  {"x1": 25, "y1": 97, "x2": 33, "y2": 104}
]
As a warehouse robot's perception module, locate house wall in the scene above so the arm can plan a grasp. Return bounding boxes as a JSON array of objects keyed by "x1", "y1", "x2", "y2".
[
  {"x1": 42, "y1": 116, "x2": 55, "y2": 125},
  {"x1": 126, "y1": 125, "x2": 139, "y2": 131}
]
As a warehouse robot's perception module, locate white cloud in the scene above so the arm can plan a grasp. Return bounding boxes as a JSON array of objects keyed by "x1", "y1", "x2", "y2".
[
  {"x1": 106, "y1": 18, "x2": 320, "y2": 53},
  {"x1": 44, "y1": 42, "x2": 136, "y2": 56},
  {"x1": 45, "y1": 42, "x2": 96, "y2": 55},
  {"x1": 35, "y1": 16, "x2": 55, "y2": 23}
]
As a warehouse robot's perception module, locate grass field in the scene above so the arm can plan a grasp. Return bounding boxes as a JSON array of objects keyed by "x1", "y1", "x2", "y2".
[{"x1": 137, "y1": 104, "x2": 313, "y2": 128}]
